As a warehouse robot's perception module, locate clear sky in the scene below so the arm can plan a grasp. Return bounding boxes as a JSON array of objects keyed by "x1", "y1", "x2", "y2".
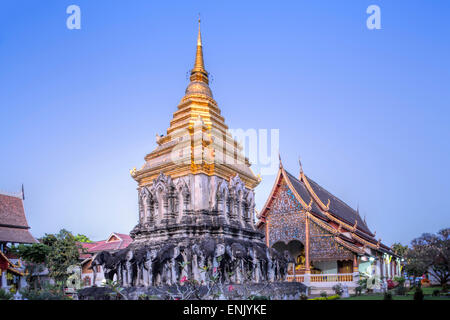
[{"x1": 1, "y1": 0, "x2": 449, "y2": 246}]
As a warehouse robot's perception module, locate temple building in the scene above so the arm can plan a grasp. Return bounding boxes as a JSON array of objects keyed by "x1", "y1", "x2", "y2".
[
  {"x1": 256, "y1": 160, "x2": 401, "y2": 294},
  {"x1": 0, "y1": 190, "x2": 37, "y2": 292}
]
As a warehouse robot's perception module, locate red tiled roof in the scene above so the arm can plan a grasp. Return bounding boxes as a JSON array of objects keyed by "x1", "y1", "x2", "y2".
[
  {"x1": 0, "y1": 226, "x2": 37, "y2": 244},
  {"x1": 0, "y1": 194, "x2": 29, "y2": 228},
  {"x1": 0, "y1": 193, "x2": 37, "y2": 244},
  {"x1": 77, "y1": 233, "x2": 132, "y2": 259},
  {"x1": 80, "y1": 242, "x2": 99, "y2": 249}
]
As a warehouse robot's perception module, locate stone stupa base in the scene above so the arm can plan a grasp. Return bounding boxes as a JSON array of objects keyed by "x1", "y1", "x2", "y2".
[{"x1": 77, "y1": 282, "x2": 308, "y2": 300}]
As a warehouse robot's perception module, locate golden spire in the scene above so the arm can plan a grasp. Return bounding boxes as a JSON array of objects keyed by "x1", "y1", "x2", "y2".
[{"x1": 190, "y1": 15, "x2": 208, "y2": 84}]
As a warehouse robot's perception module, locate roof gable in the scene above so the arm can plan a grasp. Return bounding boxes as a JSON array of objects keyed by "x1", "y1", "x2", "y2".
[
  {"x1": 0, "y1": 194, "x2": 29, "y2": 228},
  {"x1": 0, "y1": 193, "x2": 37, "y2": 244}
]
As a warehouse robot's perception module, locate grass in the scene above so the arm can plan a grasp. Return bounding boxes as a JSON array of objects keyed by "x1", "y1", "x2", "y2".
[
  {"x1": 405, "y1": 286, "x2": 442, "y2": 295},
  {"x1": 343, "y1": 294, "x2": 449, "y2": 300},
  {"x1": 342, "y1": 286, "x2": 450, "y2": 300}
]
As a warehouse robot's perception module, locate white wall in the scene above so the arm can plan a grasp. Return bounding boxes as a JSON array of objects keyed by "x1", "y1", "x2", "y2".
[{"x1": 313, "y1": 261, "x2": 337, "y2": 274}]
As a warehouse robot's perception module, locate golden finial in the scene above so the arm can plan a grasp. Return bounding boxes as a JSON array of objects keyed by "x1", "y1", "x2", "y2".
[
  {"x1": 197, "y1": 13, "x2": 202, "y2": 46},
  {"x1": 191, "y1": 15, "x2": 207, "y2": 81},
  {"x1": 278, "y1": 152, "x2": 283, "y2": 168},
  {"x1": 352, "y1": 219, "x2": 358, "y2": 231},
  {"x1": 298, "y1": 157, "x2": 303, "y2": 175}
]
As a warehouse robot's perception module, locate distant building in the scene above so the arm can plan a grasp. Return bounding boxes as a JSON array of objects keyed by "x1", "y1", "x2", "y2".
[
  {"x1": 0, "y1": 191, "x2": 37, "y2": 292},
  {"x1": 79, "y1": 232, "x2": 132, "y2": 287}
]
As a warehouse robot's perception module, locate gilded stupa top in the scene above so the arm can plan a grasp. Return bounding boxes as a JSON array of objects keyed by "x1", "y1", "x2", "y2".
[
  {"x1": 132, "y1": 19, "x2": 260, "y2": 190},
  {"x1": 184, "y1": 17, "x2": 213, "y2": 98}
]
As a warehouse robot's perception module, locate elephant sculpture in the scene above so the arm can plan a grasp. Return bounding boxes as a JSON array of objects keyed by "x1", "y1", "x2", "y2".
[{"x1": 94, "y1": 238, "x2": 292, "y2": 287}]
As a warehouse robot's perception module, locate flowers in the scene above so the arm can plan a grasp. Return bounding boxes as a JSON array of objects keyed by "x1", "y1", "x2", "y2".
[
  {"x1": 180, "y1": 276, "x2": 187, "y2": 283},
  {"x1": 228, "y1": 285, "x2": 233, "y2": 292}
]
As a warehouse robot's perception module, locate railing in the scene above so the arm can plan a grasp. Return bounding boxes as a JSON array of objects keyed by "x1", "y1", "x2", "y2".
[
  {"x1": 286, "y1": 273, "x2": 354, "y2": 283},
  {"x1": 286, "y1": 275, "x2": 304, "y2": 283},
  {"x1": 310, "y1": 274, "x2": 353, "y2": 282}
]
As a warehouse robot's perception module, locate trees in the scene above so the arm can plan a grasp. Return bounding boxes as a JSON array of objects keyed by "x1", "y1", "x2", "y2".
[
  {"x1": 13, "y1": 229, "x2": 82, "y2": 288},
  {"x1": 10, "y1": 243, "x2": 50, "y2": 289},
  {"x1": 405, "y1": 228, "x2": 449, "y2": 289},
  {"x1": 41, "y1": 229, "x2": 81, "y2": 286},
  {"x1": 74, "y1": 234, "x2": 92, "y2": 243},
  {"x1": 391, "y1": 242, "x2": 408, "y2": 257}
]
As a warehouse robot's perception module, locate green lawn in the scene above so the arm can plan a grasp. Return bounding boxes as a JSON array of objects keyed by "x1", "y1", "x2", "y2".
[
  {"x1": 342, "y1": 294, "x2": 449, "y2": 300},
  {"x1": 405, "y1": 286, "x2": 442, "y2": 295},
  {"x1": 341, "y1": 286, "x2": 450, "y2": 300}
]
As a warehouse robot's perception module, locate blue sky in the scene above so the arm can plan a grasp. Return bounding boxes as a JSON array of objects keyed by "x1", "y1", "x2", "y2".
[{"x1": 0, "y1": 0, "x2": 449, "y2": 245}]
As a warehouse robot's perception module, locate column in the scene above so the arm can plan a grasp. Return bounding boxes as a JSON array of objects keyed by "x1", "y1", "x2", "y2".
[
  {"x1": 353, "y1": 254, "x2": 360, "y2": 285},
  {"x1": 304, "y1": 212, "x2": 311, "y2": 285},
  {"x1": 1, "y1": 271, "x2": 8, "y2": 289}
]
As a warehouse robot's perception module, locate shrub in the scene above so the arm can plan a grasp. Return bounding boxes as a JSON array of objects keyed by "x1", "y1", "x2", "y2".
[
  {"x1": 309, "y1": 294, "x2": 340, "y2": 301},
  {"x1": 0, "y1": 288, "x2": 13, "y2": 300},
  {"x1": 432, "y1": 289, "x2": 440, "y2": 297},
  {"x1": 386, "y1": 279, "x2": 396, "y2": 289},
  {"x1": 320, "y1": 291, "x2": 327, "y2": 297},
  {"x1": 393, "y1": 276, "x2": 406, "y2": 286},
  {"x1": 249, "y1": 295, "x2": 269, "y2": 300},
  {"x1": 20, "y1": 284, "x2": 69, "y2": 300},
  {"x1": 355, "y1": 286, "x2": 363, "y2": 296},
  {"x1": 395, "y1": 285, "x2": 407, "y2": 296},
  {"x1": 300, "y1": 293, "x2": 308, "y2": 300},
  {"x1": 332, "y1": 283, "x2": 343, "y2": 296},
  {"x1": 413, "y1": 287, "x2": 424, "y2": 301},
  {"x1": 383, "y1": 291, "x2": 393, "y2": 300},
  {"x1": 358, "y1": 276, "x2": 368, "y2": 289}
]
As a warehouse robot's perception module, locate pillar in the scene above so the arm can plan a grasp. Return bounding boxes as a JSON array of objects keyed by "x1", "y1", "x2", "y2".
[
  {"x1": 353, "y1": 254, "x2": 359, "y2": 273},
  {"x1": 304, "y1": 212, "x2": 311, "y2": 286},
  {"x1": 1, "y1": 271, "x2": 8, "y2": 289},
  {"x1": 353, "y1": 254, "x2": 360, "y2": 285},
  {"x1": 305, "y1": 212, "x2": 310, "y2": 274}
]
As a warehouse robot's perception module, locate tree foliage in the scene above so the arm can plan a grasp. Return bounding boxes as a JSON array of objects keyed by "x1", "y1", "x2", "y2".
[
  {"x1": 391, "y1": 242, "x2": 408, "y2": 257},
  {"x1": 10, "y1": 242, "x2": 51, "y2": 289},
  {"x1": 405, "y1": 228, "x2": 449, "y2": 288},
  {"x1": 10, "y1": 243, "x2": 50, "y2": 264},
  {"x1": 41, "y1": 229, "x2": 81, "y2": 285},
  {"x1": 12, "y1": 229, "x2": 85, "y2": 289},
  {"x1": 74, "y1": 234, "x2": 92, "y2": 243}
]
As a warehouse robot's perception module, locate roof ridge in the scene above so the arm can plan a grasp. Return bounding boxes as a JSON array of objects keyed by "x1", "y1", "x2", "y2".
[
  {"x1": 285, "y1": 169, "x2": 372, "y2": 234},
  {"x1": 306, "y1": 175, "x2": 357, "y2": 213},
  {"x1": 0, "y1": 190, "x2": 23, "y2": 199},
  {"x1": 303, "y1": 173, "x2": 370, "y2": 229}
]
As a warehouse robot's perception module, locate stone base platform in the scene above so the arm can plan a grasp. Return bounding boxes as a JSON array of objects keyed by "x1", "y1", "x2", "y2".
[{"x1": 77, "y1": 282, "x2": 308, "y2": 300}]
